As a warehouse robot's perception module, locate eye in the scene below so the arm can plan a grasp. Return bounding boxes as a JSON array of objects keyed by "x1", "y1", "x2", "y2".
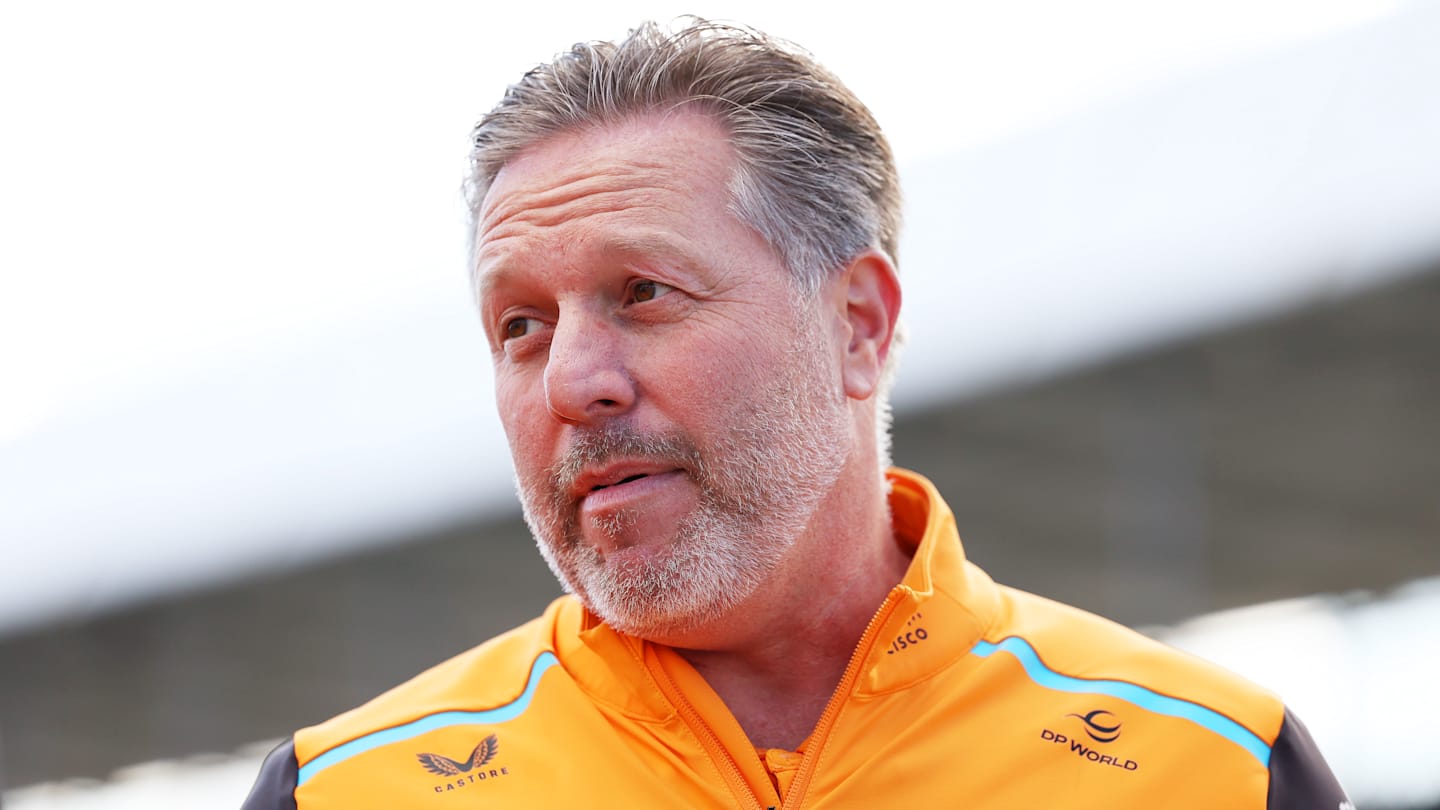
[
  {"x1": 627, "y1": 279, "x2": 674, "y2": 304},
  {"x1": 504, "y1": 316, "x2": 538, "y2": 340}
]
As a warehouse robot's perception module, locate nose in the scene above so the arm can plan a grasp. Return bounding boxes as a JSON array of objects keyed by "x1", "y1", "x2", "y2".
[{"x1": 543, "y1": 309, "x2": 636, "y2": 424}]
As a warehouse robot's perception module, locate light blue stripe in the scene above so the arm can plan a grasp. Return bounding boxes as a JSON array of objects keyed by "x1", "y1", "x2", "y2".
[
  {"x1": 297, "y1": 650, "x2": 561, "y2": 785},
  {"x1": 971, "y1": 637, "x2": 1271, "y2": 766}
]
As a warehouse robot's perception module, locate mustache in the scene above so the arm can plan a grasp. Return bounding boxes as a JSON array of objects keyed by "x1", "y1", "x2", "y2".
[{"x1": 548, "y1": 425, "x2": 704, "y2": 506}]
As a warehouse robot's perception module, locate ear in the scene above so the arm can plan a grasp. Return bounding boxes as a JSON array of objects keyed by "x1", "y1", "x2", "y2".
[{"x1": 837, "y1": 249, "x2": 902, "y2": 401}]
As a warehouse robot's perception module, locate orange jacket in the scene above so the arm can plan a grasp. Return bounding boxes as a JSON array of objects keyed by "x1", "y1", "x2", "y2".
[{"x1": 244, "y1": 469, "x2": 1347, "y2": 808}]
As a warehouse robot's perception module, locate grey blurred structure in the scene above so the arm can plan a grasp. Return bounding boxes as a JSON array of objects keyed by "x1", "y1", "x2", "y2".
[{"x1": 2, "y1": 263, "x2": 1437, "y2": 798}]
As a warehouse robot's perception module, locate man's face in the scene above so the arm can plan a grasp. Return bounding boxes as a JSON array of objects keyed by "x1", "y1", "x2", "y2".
[{"x1": 473, "y1": 113, "x2": 852, "y2": 639}]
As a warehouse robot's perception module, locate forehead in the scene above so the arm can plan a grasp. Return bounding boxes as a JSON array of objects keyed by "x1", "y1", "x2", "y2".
[{"x1": 474, "y1": 113, "x2": 739, "y2": 263}]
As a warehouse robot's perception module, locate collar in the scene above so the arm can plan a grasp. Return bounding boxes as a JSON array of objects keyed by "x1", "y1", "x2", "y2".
[{"x1": 855, "y1": 468, "x2": 999, "y2": 695}]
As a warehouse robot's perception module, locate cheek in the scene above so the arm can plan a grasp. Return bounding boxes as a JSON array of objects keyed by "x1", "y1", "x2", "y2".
[
  {"x1": 495, "y1": 376, "x2": 549, "y2": 461},
  {"x1": 650, "y1": 330, "x2": 762, "y2": 388}
]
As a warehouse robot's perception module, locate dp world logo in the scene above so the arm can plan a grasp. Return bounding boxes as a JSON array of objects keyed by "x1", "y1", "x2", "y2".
[
  {"x1": 1040, "y1": 709, "x2": 1138, "y2": 772},
  {"x1": 1068, "y1": 710, "x2": 1121, "y2": 743}
]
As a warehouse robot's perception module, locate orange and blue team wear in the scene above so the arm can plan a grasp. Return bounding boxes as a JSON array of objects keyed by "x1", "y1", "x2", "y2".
[{"x1": 243, "y1": 470, "x2": 1349, "y2": 809}]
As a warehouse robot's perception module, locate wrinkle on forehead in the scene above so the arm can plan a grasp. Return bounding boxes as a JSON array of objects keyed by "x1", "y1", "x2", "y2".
[
  {"x1": 475, "y1": 114, "x2": 737, "y2": 238},
  {"x1": 476, "y1": 158, "x2": 692, "y2": 249}
]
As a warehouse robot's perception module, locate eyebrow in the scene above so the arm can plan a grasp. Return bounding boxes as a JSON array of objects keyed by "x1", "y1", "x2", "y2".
[
  {"x1": 600, "y1": 233, "x2": 695, "y2": 264},
  {"x1": 474, "y1": 261, "x2": 509, "y2": 301},
  {"x1": 472, "y1": 248, "x2": 535, "y2": 313},
  {"x1": 473, "y1": 230, "x2": 704, "y2": 308},
  {"x1": 471, "y1": 238, "x2": 528, "y2": 303}
]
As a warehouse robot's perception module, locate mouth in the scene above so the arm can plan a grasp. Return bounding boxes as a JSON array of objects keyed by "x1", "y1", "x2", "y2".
[
  {"x1": 589, "y1": 473, "x2": 650, "y2": 492},
  {"x1": 571, "y1": 463, "x2": 686, "y2": 504}
]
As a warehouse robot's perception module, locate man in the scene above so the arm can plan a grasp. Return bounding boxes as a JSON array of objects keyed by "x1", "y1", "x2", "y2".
[{"x1": 244, "y1": 20, "x2": 1348, "y2": 809}]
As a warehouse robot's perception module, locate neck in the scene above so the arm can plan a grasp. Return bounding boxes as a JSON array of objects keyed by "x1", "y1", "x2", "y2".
[{"x1": 671, "y1": 464, "x2": 912, "y2": 750}]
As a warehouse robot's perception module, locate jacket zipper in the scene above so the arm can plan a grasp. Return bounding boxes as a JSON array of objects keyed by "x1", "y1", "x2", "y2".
[
  {"x1": 646, "y1": 647, "x2": 767, "y2": 810},
  {"x1": 781, "y1": 587, "x2": 907, "y2": 809}
]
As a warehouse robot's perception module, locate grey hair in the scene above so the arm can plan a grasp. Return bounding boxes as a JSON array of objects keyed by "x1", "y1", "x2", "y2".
[{"x1": 464, "y1": 18, "x2": 902, "y2": 293}]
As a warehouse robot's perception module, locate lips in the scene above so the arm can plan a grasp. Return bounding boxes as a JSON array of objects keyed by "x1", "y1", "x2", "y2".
[
  {"x1": 571, "y1": 462, "x2": 682, "y2": 501},
  {"x1": 570, "y1": 469, "x2": 691, "y2": 543},
  {"x1": 589, "y1": 473, "x2": 650, "y2": 492}
]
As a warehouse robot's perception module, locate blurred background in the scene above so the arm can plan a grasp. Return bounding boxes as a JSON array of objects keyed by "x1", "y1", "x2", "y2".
[{"x1": 2, "y1": 0, "x2": 1437, "y2": 807}]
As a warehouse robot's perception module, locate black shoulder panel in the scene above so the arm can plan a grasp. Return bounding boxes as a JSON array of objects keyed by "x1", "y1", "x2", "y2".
[
  {"x1": 240, "y1": 738, "x2": 299, "y2": 810},
  {"x1": 1267, "y1": 708, "x2": 1351, "y2": 810}
]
